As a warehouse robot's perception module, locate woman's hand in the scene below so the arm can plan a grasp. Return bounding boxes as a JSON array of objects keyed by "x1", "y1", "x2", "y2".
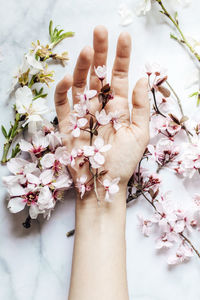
[
  {"x1": 54, "y1": 26, "x2": 150, "y2": 300},
  {"x1": 54, "y1": 26, "x2": 150, "y2": 207}
]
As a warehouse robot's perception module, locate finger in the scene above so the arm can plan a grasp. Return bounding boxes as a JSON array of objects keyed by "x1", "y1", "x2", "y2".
[
  {"x1": 54, "y1": 74, "x2": 72, "y2": 124},
  {"x1": 131, "y1": 78, "x2": 150, "y2": 130},
  {"x1": 72, "y1": 46, "x2": 94, "y2": 104},
  {"x1": 90, "y1": 25, "x2": 108, "y2": 90},
  {"x1": 111, "y1": 32, "x2": 131, "y2": 98}
]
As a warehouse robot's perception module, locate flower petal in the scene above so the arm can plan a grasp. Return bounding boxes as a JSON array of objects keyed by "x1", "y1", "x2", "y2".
[{"x1": 7, "y1": 197, "x2": 26, "y2": 213}]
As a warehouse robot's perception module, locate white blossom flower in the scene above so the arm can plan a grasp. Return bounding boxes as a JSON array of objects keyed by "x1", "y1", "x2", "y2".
[
  {"x1": 87, "y1": 137, "x2": 112, "y2": 169},
  {"x1": 52, "y1": 172, "x2": 72, "y2": 190},
  {"x1": 94, "y1": 65, "x2": 107, "y2": 80},
  {"x1": 37, "y1": 186, "x2": 55, "y2": 211},
  {"x1": 118, "y1": 4, "x2": 134, "y2": 26},
  {"x1": 76, "y1": 175, "x2": 88, "y2": 198},
  {"x1": 19, "y1": 131, "x2": 49, "y2": 155},
  {"x1": 74, "y1": 89, "x2": 97, "y2": 117},
  {"x1": 95, "y1": 109, "x2": 111, "y2": 125},
  {"x1": 15, "y1": 86, "x2": 49, "y2": 126},
  {"x1": 136, "y1": 0, "x2": 152, "y2": 16},
  {"x1": 109, "y1": 111, "x2": 122, "y2": 131},
  {"x1": 25, "y1": 47, "x2": 45, "y2": 75},
  {"x1": 69, "y1": 114, "x2": 88, "y2": 137},
  {"x1": 40, "y1": 146, "x2": 70, "y2": 171},
  {"x1": 103, "y1": 177, "x2": 120, "y2": 202}
]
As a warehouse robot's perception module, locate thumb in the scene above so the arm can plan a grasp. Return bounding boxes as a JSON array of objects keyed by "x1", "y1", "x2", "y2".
[{"x1": 131, "y1": 78, "x2": 150, "y2": 131}]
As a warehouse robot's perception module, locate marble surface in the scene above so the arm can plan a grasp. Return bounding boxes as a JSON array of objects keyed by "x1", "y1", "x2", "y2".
[{"x1": 0, "y1": 0, "x2": 200, "y2": 299}]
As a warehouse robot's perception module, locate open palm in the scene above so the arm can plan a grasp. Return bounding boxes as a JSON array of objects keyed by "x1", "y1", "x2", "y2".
[{"x1": 54, "y1": 26, "x2": 150, "y2": 200}]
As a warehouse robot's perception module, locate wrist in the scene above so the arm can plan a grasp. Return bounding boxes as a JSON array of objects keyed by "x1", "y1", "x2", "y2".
[{"x1": 75, "y1": 186, "x2": 127, "y2": 236}]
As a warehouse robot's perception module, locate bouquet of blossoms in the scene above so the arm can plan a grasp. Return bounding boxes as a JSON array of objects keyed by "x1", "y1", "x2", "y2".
[{"x1": 2, "y1": 21, "x2": 74, "y2": 228}]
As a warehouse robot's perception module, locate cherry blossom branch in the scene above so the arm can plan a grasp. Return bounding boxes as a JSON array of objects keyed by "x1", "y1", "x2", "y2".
[
  {"x1": 166, "y1": 80, "x2": 193, "y2": 143},
  {"x1": 134, "y1": 158, "x2": 200, "y2": 260},
  {"x1": 151, "y1": 87, "x2": 166, "y2": 118},
  {"x1": 156, "y1": 0, "x2": 200, "y2": 63},
  {"x1": 143, "y1": 191, "x2": 200, "y2": 259},
  {"x1": 180, "y1": 232, "x2": 200, "y2": 259}
]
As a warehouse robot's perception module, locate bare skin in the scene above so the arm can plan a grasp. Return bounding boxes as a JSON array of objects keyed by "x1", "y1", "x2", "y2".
[{"x1": 54, "y1": 26, "x2": 150, "y2": 300}]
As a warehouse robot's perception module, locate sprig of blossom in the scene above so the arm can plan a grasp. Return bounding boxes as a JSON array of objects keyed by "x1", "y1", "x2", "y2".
[
  {"x1": 69, "y1": 67, "x2": 121, "y2": 202},
  {"x1": 1, "y1": 21, "x2": 74, "y2": 164},
  {"x1": 126, "y1": 61, "x2": 200, "y2": 265},
  {"x1": 2, "y1": 122, "x2": 72, "y2": 227},
  {"x1": 128, "y1": 159, "x2": 200, "y2": 265}
]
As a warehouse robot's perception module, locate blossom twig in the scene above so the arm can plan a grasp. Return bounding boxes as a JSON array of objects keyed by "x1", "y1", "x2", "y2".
[
  {"x1": 156, "y1": 0, "x2": 200, "y2": 63},
  {"x1": 166, "y1": 80, "x2": 193, "y2": 143}
]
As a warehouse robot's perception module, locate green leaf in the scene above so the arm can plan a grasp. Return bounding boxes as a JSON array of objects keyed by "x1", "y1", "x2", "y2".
[
  {"x1": 11, "y1": 143, "x2": 20, "y2": 158},
  {"x1": 189, "y1": 91, "x2": 198, "y2": 98},
  {"x1": 49, "y1": 20, "x2": 53, "y2": 38},
  {"x1": 49, "y1": 20, "x2": 74, "y2": 48},
  {"x1": 197, "y1": 94, "x2": 200, "y2": 106},
  {"x1": 174, "y1": 11, "x2": 178, "y2": 25},
  {"x1": 1, "y1": 125, "x2": 7, "y2": 138}
]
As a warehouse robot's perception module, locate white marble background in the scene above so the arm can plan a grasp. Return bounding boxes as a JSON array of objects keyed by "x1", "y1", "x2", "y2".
[{"x1": 0, "y1": 0, "x2": 200, "y2": 299}]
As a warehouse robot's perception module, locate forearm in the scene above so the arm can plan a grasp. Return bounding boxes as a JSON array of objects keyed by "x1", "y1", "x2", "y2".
[{"x1": 68, "y1": 188, "x2": 129, "y2": 300}]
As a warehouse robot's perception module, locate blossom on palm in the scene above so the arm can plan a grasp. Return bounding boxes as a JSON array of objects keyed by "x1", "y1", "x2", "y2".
[
  {"x1": 109, "y1": 111, "x2": 122, "y2": 131},
  {"x1": 69, "y1": 114, "x2": 88, "y2": 137},
  {"x1": 87, "y1": 137, "x2": 112, "y2": 169},
  {"x1": 94, "y1": 65, "x2": 107, "y2": 80},
  {"x1": 95, "y1": 109, "x2": 111, "y2": 125},
  {"x1": 74, "y1": 89, "x2": 97, "y2": 117}
]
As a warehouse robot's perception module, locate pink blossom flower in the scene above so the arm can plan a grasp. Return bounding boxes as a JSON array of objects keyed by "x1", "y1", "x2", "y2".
[
  {"x1": 173, "y1": 142, "x2": 200, "y2": 178},
  {"x1": 155, "y1": 232, "x2": 175, "y2": 249},
  {"x1": 137, "y1": 215, "x2": 152, "y2": 237},
  {"x1": 150, "y1": 114, "x2": 181, "y2": 138},
  {"x1": 69, "y1": 114, "x2": 88, "y2": 137},
  {"x1": 103, "y1": 177, "x2": 120, "y2": 202},
  {"x1": 94, "y1": 65, "x2": 107, "y2": 80},
  {"x1": 148, "y1": 138, "x2": 179, "y2": 168},
  {"x1": 167, "y1": 243, "x2": 194, "y2": 265},
  {"x1": 145, "y1": 62, "x2": 167, "y2": 77}
]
